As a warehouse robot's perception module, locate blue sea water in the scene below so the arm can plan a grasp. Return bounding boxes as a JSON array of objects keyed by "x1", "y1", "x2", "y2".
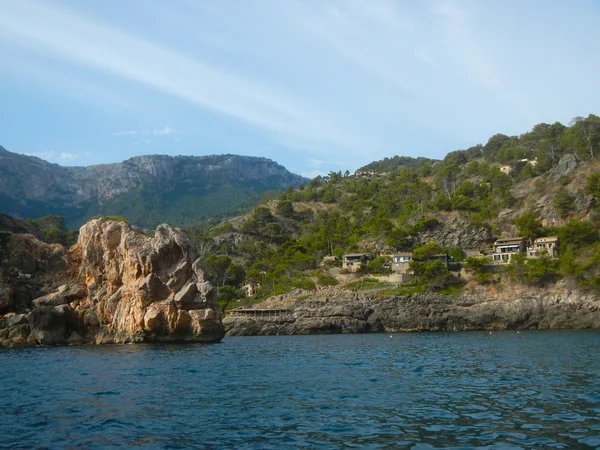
[{"x1": 1, "y1": 331, "x2": 600, "y2": 449}]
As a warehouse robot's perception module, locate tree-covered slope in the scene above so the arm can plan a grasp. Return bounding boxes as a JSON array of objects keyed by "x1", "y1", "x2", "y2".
[
  {"x1": 0, "y1": 149, "x2": 307, "y2": 228},
  {"x1": 194, "y1": 114, "x2": 600, "y2": 302}
]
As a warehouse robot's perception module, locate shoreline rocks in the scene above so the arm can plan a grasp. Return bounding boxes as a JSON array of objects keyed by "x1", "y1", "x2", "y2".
[
  {"x1": 0, "y1": 218, "x2": 224, "y2": 347},
  {"x1": 223, "y1": 287, "x2": 600, "y2": 336}
]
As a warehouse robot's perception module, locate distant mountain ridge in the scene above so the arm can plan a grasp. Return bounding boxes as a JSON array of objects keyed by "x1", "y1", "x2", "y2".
[{"x1": 0, "y1": 147, "x2": 308, "y2": 228}]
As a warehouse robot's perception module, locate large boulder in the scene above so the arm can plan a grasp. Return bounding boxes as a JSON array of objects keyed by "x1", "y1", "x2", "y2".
[
  {"x1": 27, "y1": 305, "x2": 71, "y2": 345},
  {"x1": 33, "y1": 284, "x2": 85, "y2": 308},
  {"x1": 550, "y1": 154, "x2": 578, "y2": 180}
]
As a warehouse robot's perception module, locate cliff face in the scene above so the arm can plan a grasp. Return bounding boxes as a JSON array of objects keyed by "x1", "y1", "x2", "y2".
[
  {"x1": 0, "y1": 147, "x2": 308, "y2": 227},
  {"x1": 0, "y1": 218, "x2": 224, "y2": 347},
  {"x1": 223, "y1": 285, "x2": 600, "y2": 336}
]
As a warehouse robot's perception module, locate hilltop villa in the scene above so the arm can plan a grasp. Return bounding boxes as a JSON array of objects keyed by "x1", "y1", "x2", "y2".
[
  {"x1": 492, "y1": 237, "x2": 526, "y2": 263},
  {"x1": 527, "y1": 236, "x2": 559, "y2": 258}
]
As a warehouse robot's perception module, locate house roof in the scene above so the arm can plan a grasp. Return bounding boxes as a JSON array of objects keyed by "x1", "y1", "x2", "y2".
[
  {"x1": 494, "y1": 237, "x2": 523, "y2": 244},
  {"x1": 344, "y1": 253, "x2": 366, "y2": 258},
  {"x1": 534, "y1": 236, "x2": 559, "y2": 242},
  {"x1": 393, "y1": 252, "x2": 413, "y2": 256}
]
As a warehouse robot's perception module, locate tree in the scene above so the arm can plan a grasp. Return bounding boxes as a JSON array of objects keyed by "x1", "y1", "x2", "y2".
[
  {"x1": 205, "y1": 255, "x2": 233, "y2": 287},
  {"x1": 558, "y1": 220, "x2": 599, "y2": 249},
  {"x1": 515, "y1": 212, "x2": 543, "y2": 242},
  {"x1": 586, "y1": 173, "x2": 600, "y2": 200},
  {"x1": 409, "y1": 260, "x2": 451, "y2": 290},
  {"x1": 507, "y1": 253, "x2": 527, "y2": 283},
  {"x1": 566, "y1": 115, "x2": 600, "y2": 159},
  {"x1": 553, "y1": 187, "x2": 574, "y2": 218},
  {"x1": 465, "y1": 256, "x2": 493, "y2": 283},
  {"x1": 483, "y1": 133, "x2": 510, "y2": 161},
  {"x1": 412, "y1": 242, "x2": 443, "y2": 261},
  {"x1": 525, "y1": 255, "x2": 559, "y2": 285},
  {"x1": 365, "y1": 257, "x2": 392, "y2": 275},
  {"x1": 276, "y1": 200, "x2": 295, "y2": 218}
]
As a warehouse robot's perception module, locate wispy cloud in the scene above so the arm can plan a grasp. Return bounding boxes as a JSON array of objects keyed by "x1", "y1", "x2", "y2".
[
  {"x1": 0, "y1": 0, "x2": 365, "y2": 154},
  {"x1": 152, "y1": 127, "x2": 174, "y2": 136},
  {"x1": 25, "y1": 150, "x2": 79, "y2": 163},
  {"x1": 113, "y1": 127, "x2": 175, "y2": 137},
  {"x1": 414, "y1": 48, "x2": 441, "y2": 71},
  {"x1": 59, "y1": 152, "x2": 79, "y2": 161}
]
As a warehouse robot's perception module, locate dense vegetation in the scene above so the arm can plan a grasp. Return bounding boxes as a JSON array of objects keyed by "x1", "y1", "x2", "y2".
[
  {"x1": 0, "y1": 213, "x2": 77, "y2": 246},
  {"x1": 190, "y1": 114, "x2": 600, "y2": 303}
]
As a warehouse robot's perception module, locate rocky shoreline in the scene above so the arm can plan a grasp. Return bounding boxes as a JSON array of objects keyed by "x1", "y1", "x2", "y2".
[
  {"x1": 0, "y1": 218, "x2": 224, "y2": 348},
  {"x1": 224, "y1": 286, "x2": 600, "y2": 336},
  {"x1": 2, "y1": 218, "x2": 600, "y2": 347}
]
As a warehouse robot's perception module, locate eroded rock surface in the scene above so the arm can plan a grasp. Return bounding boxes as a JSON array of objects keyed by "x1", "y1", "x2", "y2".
[
  {"x1": 0, "y1": 218, "x2": 224, "y2": 347},
  {"x1": 223, "y1": 285, "x2": 600, "y2": 336}
]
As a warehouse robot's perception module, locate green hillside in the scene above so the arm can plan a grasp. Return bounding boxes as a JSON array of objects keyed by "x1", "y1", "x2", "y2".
[{"x1": 193, "y1": 114, "x2": 600, "y2": 304}]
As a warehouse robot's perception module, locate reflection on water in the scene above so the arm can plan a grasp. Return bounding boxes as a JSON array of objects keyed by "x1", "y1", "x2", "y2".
[{"x1": 1, "y1": 331, "x2": 600, "y2": 448}]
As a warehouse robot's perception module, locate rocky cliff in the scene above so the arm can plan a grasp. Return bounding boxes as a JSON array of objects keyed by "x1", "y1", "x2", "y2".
[
  {"x1": 0, "y1": 146, "x2": 308, "y2": 227},
  {"x1": 0, "y1": 218, "x2": 224, "y2": 347},
  {"x1": 223, "y1": 285, "x2": 600, "y2": 336}
]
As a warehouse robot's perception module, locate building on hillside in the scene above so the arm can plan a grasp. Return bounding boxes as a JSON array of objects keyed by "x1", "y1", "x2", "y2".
[
  {"x1": 527, "y1": 236, "x2": 559, "y2": 258},
  {"x1": 243, "y1": 282, "x2": 260, "y2": 297},
  {"x1": 342, "y1": 253, "x2": 367, "y2": 272},
  {"x1": 392, "y1": 253, "x2": 413, "y2": 274},
  {"x1": 519, "y1": 158, "x2": 538, "y2": 166},
  {"x1": 500, "y1": 165, "x2": 512, "y2": 175},
  {"x1": 492, "y1": 237, "x2": 526, "y2": 263}
]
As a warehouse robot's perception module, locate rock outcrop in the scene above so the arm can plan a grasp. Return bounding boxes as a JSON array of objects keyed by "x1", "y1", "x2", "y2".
[
  {"x1": 418, "y1": 215, "x2": 494, "y2": 250},
  {"x1": 223, "y1": 285, "x2": 600, "y2": 336},
  {"x1": 0, "y1": 218, "x2": 224, "y2": 347}
]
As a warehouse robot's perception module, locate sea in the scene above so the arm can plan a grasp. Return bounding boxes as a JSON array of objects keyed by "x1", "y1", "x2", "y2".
[{"x1": 1, "y1": 331, "x2": 600, "y2": 449}]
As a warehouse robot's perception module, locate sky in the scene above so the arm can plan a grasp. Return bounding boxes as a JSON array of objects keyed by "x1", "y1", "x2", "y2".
[{"x1": 1, "y1": 0, "x2": 599, "y2": 178}]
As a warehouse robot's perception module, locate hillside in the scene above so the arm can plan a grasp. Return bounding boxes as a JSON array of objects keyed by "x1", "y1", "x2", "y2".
[
  {"x1": 0, "y1": 148, "x2": 307, "y2": 228},
  {"x1": 192, "y1": 114, "x2": 600, "y2": 305}
]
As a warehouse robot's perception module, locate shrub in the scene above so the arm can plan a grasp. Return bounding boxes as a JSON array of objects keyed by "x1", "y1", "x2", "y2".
[
  {"x1": 105, "y1": 215, "x2": 128, "y2": 223},
  {"x1": 317, "y1": 273, "x2": 338, "y2": 286}
]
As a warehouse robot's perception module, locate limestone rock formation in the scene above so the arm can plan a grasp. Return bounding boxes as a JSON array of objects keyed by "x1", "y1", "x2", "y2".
[
  {"x1": 418, "y1": 215, "x2": 494, "y2": 250},
  {"x1": 0, "y1": 218, "x2": 224, "y2": 347},
  {"x1": 223, "y1": 285, "x2": 600, "y2": 336}
]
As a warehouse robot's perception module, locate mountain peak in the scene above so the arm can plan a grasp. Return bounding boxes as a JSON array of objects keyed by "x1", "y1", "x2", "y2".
[{"x1": 0, "y1": 147, "x2": 308, "y2": 228}]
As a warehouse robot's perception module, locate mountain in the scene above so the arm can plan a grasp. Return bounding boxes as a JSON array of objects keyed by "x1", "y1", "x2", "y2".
[{"x1": 0, "y1": 147, "x2": 308, "y2": 228}]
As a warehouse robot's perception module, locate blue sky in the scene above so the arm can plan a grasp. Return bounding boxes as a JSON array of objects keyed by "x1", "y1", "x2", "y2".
[{"x1": 1, "y1": 0, "x2": 599, "y2": 178}]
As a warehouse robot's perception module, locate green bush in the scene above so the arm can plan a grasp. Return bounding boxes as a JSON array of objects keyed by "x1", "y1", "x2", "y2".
[
  {"x1": 104, "y1": 215, "x2": 128, "y2": 223},
  {"x1": 317, "y1": 273, "x2": 338, "y2": 286}
]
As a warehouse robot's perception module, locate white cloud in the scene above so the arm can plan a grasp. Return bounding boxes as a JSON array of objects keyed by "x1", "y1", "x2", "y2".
[
  {"x1": 300, "y1": 170, "x2": 325, "y2": 179},
  {"x1": 59, "y1": 152, "x2": 78, "y2": 161},
  {"x1": 113, "y1": 127, "x2": 175, "y2": 138},
  {"x1": 24, "y1": 151, "x2": 79, "y2": 163},
  {"x1": 24, "y1": 151, "x2": 55, "y2": 160},
  {"x1": 152, "y1": 127, "x2": 175, "y2": 136}
]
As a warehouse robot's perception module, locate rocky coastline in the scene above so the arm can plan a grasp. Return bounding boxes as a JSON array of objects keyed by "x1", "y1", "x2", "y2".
[
  {"x1": 223, "y1": 286, "x2": 600, "y2": 336},
  {"x1": 2, "y1": 218, "x2": 600, "y2": 347},
  {"x1": 0, "y1": 218, "x2": 224, "y2": 347}
]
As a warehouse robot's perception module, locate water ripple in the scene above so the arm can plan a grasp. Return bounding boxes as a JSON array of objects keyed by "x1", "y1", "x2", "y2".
[{"x1": 1, "y1": 331, "x2": 600, "y2": 448}]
